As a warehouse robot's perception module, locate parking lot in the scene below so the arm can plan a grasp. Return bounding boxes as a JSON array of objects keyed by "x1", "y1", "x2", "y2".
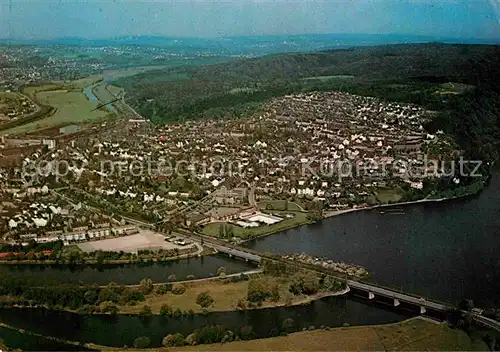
[{"x1": 77, "y1": 230, "x2": 191, "y2": 253}]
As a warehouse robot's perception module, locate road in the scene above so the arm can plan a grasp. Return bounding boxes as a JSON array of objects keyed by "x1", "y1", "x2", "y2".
[{"x1": 209, "y1": 242, "x2": 262, "y2": 263}]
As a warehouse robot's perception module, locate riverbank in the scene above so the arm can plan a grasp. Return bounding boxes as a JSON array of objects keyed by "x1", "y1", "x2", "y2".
[
  {"x1": 0, "y1": 243, "x2": 210, "y2": 266},
  {"x1": 0, "y1": 323, "x2": 93, "y2": 351},
  {"x1": 323, "y1": 196, "x2": 467, "y2": 219},
  {"x1": 324, "y1": 176, "x2": 491, "y2": 219},
  {"x1": 245, "y1": 170, "x2": 500, "y2": 307},
  {"x1": 236, "y1": 199, "x2": 438, "y2": 245},
  {"x1": 202, "y1": 210, "x2": 313, "y2": 245},
  {"x1": 0, "y1": 254, "x2": 255, "y2": 286},
  {"x1": 0, "y1": 270, "x2": 348, "y2": 318},
  {"x1": 111, "y1": 269, "x2": 263, "y2": 289},
  {"x1": 1, "y1": 81, "x2": 111, "y2": 136},
  {"x1": 237, "y1": 196, "x2": 468, "y2": 245},
  {"x1": 1, "y1": 316, "x2": 485, "y2": 351},
  {"x1": 281, "y1": 253, "x2": 368, "y2": 278}
]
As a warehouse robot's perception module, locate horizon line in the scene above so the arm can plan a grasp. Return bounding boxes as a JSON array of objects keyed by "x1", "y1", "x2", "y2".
[{"x1": 1, "y1": 32, "x2": 500, "y2": 43}]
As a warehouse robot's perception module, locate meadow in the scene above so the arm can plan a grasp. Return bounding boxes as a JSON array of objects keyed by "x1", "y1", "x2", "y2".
[
  {"x1": 173, "y1": 317, "x2": 488, "y2": 351},
  {"x1": 1, "y1": 84, "x2": 111, "y2": 135}
]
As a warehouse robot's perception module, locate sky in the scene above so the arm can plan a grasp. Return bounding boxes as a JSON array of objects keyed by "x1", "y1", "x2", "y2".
[{"x1": 0, "y1": 0, "x2": 499, "y2": 40}]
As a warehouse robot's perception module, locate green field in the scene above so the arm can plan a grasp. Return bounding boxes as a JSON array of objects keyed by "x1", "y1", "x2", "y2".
[
  {"x1": 258, "y1": 199, "x2": 304, "y2": 211},
  {"x1": 101, "y1": 65, "x2": 172, "y2": 81},
  {"x1": 1, "y1": 64, "x2": 175, "y2": 135},
  {"x1": 435, "y1": 82, "x2": 475, "y2": 95},
  {"x1": 172, "y1": 318, "x2": 488, "y2": 351},
  {"x1": 92, "y1": 83, "x2": 119, "y2": 104},
  {"x1": 69, "y1": 77, "x2": 101, "y2": 89},
  {"x1": 106, "y1": 84, "x2": 124, "y2": 97},
  {"x1": 22, "y1": 84, "x2": 63, "y2": 98},
  {"x1": 1, "y1": 85, "x2": 111, "y2": 136},
  {"x1": 375, "y1": 188, "x2": 403, "y2": 204},
  {"x1": 118, "y1": 275, "x2": 312, "y2": 315},
  {"x1": 202, "y1": 211, "x2": 310, "y2": 240}
]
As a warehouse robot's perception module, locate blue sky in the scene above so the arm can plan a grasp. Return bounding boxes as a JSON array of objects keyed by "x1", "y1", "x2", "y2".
[{"x1": 0, "y1": 0, "x2": 499, "y2": 39}]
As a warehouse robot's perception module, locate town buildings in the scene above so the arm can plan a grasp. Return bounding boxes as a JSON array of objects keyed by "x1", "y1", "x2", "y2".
[{"x1": 0, "y1": 90, "x2": 458, "y2": 246}]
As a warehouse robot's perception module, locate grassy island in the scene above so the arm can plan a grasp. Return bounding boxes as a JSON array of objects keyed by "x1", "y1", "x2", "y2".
[
  {"x1": 118, "y1": 273, "x2": 347, "y2": 315},
  {"x1": 0, "y1": 259, "x2": 347, "y2": 316}
]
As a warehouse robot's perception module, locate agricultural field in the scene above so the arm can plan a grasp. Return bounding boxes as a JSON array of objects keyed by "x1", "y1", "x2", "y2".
[
  {"x1": 1, "y1": 84, "x2": 111, "y2": 136},
  {"x1": 0, "y1": 91, "x2": 21, "y2": 101},
  {"x1": 22, "y1": 84, "x2": 64, "y2": 98},
  {"x1": 68, "y1": 77, "x2": 101, "y2": 89},
  {"x1": 101, "y1": 65, "x2": 172, "y2": 82},
  {"x1": 106, "y1": 84, "x2": 124, "y2": 97},
  {"x1": 435, "y1": 82, "x2": 475, "y2": 95},
  {"x1": 173, "y1": 318, "x2": 488, "y2": 351},
  {"x1": 92, "y1": 82, "x2": 120, "y2": 105},
  {"x1": 374, "y1": 188, "x2": 403, "y2": 204}
]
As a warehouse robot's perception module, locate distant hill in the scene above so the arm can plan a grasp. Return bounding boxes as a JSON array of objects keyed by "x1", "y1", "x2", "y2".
[
  {"x1": 191, "y1": 43, "x2": 499, "y2": 82},
  {"x1": 2, "y1": 34, "x2": 499, "y2": 55},
  {"x1": 118, "y1": 43, "x2": 499, "y2": 115}
]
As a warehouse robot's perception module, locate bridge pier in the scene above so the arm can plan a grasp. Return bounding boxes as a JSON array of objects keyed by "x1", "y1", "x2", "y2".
[
  {"x1": 420, "y1": 306, "x2": 426, "y2": 314},
  {"x1": 393, "y1": 299, "x2": 400, "y2": 307},
  {"x1": 368, "y1": 292, "x2": 375, "y2": 300}
]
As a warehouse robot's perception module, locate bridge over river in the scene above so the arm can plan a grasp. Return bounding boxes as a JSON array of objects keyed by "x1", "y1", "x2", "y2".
[
  {"x1": 345, "y1": 280, "x2": 500, "y2": 334},
  {"x1": 177, "y1": 229, "x2": 500, "y2": 332}
]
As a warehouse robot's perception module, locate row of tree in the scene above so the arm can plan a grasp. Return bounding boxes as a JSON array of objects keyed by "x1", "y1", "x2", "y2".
[{"x1": 0, "y1": 275, "x2": 149, "y2": 311}]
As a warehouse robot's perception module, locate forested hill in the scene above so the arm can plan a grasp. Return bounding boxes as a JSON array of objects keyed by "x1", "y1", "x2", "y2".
[
  {"x1": 190, "y1": 44, "x2": 495, "y2": 82},
  {"x1": 117, "y1": 43, "x2": 500, "y2": 161}
]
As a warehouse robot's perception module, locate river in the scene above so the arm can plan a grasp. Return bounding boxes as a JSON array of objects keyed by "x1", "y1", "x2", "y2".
[
  {"x1": 1, "y1": 172, "x2": 498, "y2": 349},
  {"x1": 82, "y1": 85, "x2": 98, "y2": 104},
  {"x1": 82, "y1": 83, "x2": 117, "y2": 113},
  {"x1": 0, "y1": 326, "x2": 93, "y2": 351},
  {"x1": 245, "y1": 170, "x2": 500, "y2": 308},
  {"x1": 0, "y1": 255, "x2": 255, "y2": 285}
]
